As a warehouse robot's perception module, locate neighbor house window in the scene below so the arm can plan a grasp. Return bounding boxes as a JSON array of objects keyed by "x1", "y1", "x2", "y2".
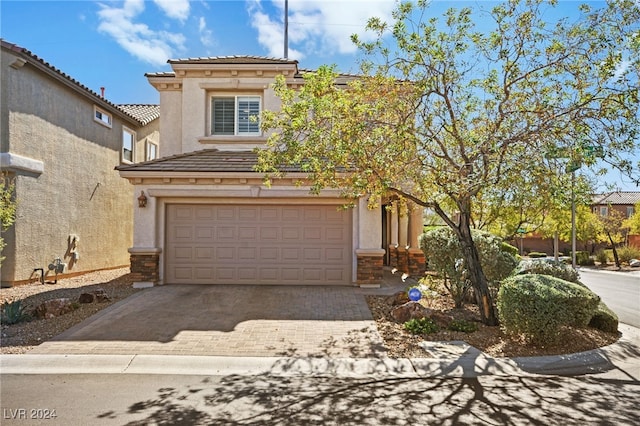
[
  {"x1": 211, "y1": 96, "x2": 261, "y2": 136},
  {"x1": 599, "y1": 206, "x2": 608, "y2": 216},
  {"x1": 627, "y1": 206, "x2": 634, "y2": 218},
  {"x1": 122, "y1": 127, "x2": 135, "y2": 163},
  {"x1": 146, "y1": 141, "x2": 158, "y2": 161},
  {"x1": 94, "y1": 106, "x2": 112, "y2": 127}
]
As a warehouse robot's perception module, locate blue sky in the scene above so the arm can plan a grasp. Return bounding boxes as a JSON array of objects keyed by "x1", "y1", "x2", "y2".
[{"x1": 1, "y1": 0, "x2": 637, "y2": 190}]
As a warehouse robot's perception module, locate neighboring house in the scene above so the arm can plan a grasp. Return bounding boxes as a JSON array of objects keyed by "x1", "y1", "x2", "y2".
[
  {"x1": 0, "y1": 40, "x2": 160, "y2": 287},
  {"x1": 117, "y1": 56, "x2": 424, "y2": 288},
  {"x1": 591, "y1": 191, "x2": 640, "y2": 219}
]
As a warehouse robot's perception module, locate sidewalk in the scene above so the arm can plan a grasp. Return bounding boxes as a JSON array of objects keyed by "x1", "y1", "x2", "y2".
[{"x1": 2, "y1": 323, "x2": 638, "y2": 380}]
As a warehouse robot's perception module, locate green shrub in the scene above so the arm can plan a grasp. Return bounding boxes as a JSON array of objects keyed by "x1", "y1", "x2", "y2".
[
  {"x1": 1, "y1": 300, "x2": 30, "y2": 325},
  {"x1": 617, "y1": 246, "x2": 640, "y2": 264},
  {"x1": 514, "y1": 259, "x2": 581, "y2": 284},
  {"x1": 595, "y1": 250, "x2": 609, "y2": 265},
  {"x1": 588, "y1": 301, "x2": 619, "y2": 333},
  {"x1": 448, "y1": 319, "x2": 478, "y2": 333},
  {"x1": 528, "y1": 252, "x2": 547, "y2": 258},
  {"x1": 404, "y1": 317, "x2": 439, "y2": 335},
  {"x1": 497, "y1": 274, "x2": 600, "y2": 345},
  {"x1": 501, "y1": 242, "x2": 519, "y2": 257},
  {"x1": 420, "y1": 228, "x2": 518, "y2": 307},
  {"x1": 576, "y1": 251, "x2": 594, "y2": 266}
]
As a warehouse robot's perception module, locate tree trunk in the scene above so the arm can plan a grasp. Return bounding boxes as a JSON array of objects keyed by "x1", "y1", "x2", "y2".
[
  {"x1": 457, "y1": 211, "x2": 499, "y2": 326},
  {"x1": 607, "y1": 232, "x2": 621, "y2": 269}
]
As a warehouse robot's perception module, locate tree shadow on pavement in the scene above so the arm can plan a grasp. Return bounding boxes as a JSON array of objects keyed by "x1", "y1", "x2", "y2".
[{"x1": 98, "y1": 373, "x2": 640, "y2": 425}]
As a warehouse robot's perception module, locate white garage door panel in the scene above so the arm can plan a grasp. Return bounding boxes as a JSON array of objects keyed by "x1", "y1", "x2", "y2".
[{"x1": 166, "y1": 204, "x2": 352, "y2": 285}]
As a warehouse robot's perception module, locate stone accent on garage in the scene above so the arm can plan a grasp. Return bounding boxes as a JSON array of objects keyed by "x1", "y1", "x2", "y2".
[
  {"x1": 129, "y1": 247, "x2": 161, "y2": 288},
  {"x1": 355, "y1": 249, "x2": 385, "y2": 287}
]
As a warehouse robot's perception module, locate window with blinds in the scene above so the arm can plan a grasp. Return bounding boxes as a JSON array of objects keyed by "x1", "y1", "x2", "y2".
[{"x1": 211, "y1": 96, "x2": 261, "y2": 136}]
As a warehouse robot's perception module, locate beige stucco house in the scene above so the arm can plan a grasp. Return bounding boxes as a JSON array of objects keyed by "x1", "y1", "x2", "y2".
[
  {"x1": 0, "y1": 40, "x2": 159, "y2": 286},
  {"x1": 117, "y1": 56, "x2": 425, "y2": 288}
]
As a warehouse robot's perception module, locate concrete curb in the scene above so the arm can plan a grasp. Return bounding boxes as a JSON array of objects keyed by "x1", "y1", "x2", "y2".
[
  {"x1": 2, "y1": 324, "x2": 638, "y2": 379},
  {"x1": 2, "y1": 318, "x2": 638, "y2": 379}
]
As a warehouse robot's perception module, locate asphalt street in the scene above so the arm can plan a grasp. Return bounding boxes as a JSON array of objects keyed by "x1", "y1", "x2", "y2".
[
  {"x1": 2, "y1": 372, "x2": 639, "y2": 425},
  {"x1": 580, "y1": 269, "x2": 640, "y2": 328}
]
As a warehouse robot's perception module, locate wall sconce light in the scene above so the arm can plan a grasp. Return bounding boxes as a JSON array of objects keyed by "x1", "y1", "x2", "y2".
[{"x1": 137, "y1": 191, "x2": 148, "y2": 208}]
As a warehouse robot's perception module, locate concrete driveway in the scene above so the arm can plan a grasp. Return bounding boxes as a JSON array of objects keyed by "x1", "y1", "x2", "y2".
[{"x1": 29, "y1": 278, "x2": 405, "y2": 358}]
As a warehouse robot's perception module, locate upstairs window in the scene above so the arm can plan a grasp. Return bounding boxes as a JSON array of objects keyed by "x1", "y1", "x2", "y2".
[
  {"x1": 94, "y1": 106, "x2": 112, "y2": 128},
  {"x1": 211, "y1": 96, "x2": 261, "y2": 136},
  {"x1": 146, "y1": 141, "x2": 158, "y2": 161},
  {"x1": 122, "y1": 127, "x2": 135, "y2": 163}
]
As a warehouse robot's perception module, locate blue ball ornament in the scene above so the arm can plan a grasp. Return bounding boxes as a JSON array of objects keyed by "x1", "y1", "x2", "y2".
[{"x1": 408, "y1": 288, "x2": 422, "y2": 301}]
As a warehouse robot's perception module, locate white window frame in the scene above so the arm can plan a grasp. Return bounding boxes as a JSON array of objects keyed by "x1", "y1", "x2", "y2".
[
  {"x1": 627, "y1": 206, "x2": 634, "y2": 218},
  {"x1": 122, "y1": 127, "x2": 135, "y2": 164},
  {"x1": 146, "y1": 141, "x2": 158, "y2": 161},
  {"x1": 94, "y1": 106, "x2": 112, "y2": 128},
  {"x1": 210, "y1": 95, "x2": 261, "y2": 136},
  {"x1": 599, "y1": 206, "x2": 608, "y2": 216}
]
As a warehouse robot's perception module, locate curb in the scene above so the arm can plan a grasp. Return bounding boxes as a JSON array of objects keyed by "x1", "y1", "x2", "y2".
[{"x1": 2, "y1": 324, "x2": 638, "y2": 379}]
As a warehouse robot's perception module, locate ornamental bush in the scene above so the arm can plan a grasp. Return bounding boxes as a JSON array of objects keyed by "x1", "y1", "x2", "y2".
[
  {"x1": 419, "y1": 228, "x2": 518, "y2": 307},
  {"x1": 589, "y1": 301, "x2": 619, "y2": 333},
  {"x1": 497, "y1": 274, "x2": 600, "y2": 345},
  {"x1": 514, "y1": 259, "x2": 581, "y2": 284},
  {"x1": 576, "y1": 251, "x2": 594, "y2": 266},
  {"x1": 617, "y1": 246, "x2": 640, "y2": 264}
]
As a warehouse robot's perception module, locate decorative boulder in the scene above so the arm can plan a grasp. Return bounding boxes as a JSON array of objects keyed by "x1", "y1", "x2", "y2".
[
  {"x1": 78, "y1": 288, "x2": 110, "y2": 304},
  {"x1": 34, "y1": 298, "x2": 74, "y2": 319},
  {"x1": 391, "y1": 301, "x2": 432, "y2": 323},
  {"x1": 387, "y1": 291, "x2": 410, "y2": 306}
]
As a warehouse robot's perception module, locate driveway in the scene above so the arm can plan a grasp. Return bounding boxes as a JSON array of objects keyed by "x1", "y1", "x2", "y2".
[{"x1": 28, "y1": 277, "x2": 405, "y2": 358}]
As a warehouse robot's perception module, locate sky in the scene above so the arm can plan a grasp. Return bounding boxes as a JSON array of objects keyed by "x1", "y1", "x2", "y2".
[{"x1": 1, "y1": 0, "x2": 638, "y2": 190}]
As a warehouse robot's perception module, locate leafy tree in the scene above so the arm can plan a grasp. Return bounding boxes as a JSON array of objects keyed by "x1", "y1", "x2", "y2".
[
  {"x1": 0, "y1": 178, "x2": 17, "y2": 265},
  {"x1": 258, "y1": 0, "x2": 639, "y2": 325},
  {"x1": 598, "y1": 209, "x2": 629, "y2": 268},
  {"x1": 623, "y1": 202, "x2": 640, "y2": 234}
]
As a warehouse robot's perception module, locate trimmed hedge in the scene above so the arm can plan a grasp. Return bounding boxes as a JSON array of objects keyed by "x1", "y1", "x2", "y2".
[
  {"x1": 515, "y1": 259, "x2": 581, "y2": 284},
  {"x1": 497, "y1": 274, "x2": 600, "y2": 344},
  {"x1": 589, "y1": 301, "x2": 619, "y2": 333},
  {"x1": 528, "y1": 252, "x2": 547, "y2": 258}
]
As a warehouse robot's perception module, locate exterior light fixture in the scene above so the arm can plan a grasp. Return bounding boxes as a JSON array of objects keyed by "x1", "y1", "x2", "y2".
[{"x1": 137, "y1": 191, "x2": 148, "y2": 208}]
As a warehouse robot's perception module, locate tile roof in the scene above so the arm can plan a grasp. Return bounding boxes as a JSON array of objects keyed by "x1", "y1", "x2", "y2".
[
  {"x1": 167, "y1": 55, "x2": 298, "y2": 65},
  {"x1": 116, "y1": 149, "x2": 303, "y2": 173},
  {"x1": 1, "y1": 39, "x2": 148, "y2": 127},
  {"x1": 117, "y1": 104, "x2": 160, "y2": 126},
  {"x1": 592, "y1": 192, "x2": 640, "y2": 205}
]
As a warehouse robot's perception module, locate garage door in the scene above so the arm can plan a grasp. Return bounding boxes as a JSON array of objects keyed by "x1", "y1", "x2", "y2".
[{"x1": 165, "y1": 204, "x2": 352, "y2": 285}]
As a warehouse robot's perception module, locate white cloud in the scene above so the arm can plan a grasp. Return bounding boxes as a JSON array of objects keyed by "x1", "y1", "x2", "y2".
[
  {"x1": 153, "y1": 0, "x2": 190, "y2": 22},
  {"x1": 97, "y1": 0, "x2": 187, "y2": 66},
  {"x1": 248, "y1": 0, "x2": 395, "y2": 60},
  {"x1": 198, "y1": 16, "x2": 214, "y2": 48}
]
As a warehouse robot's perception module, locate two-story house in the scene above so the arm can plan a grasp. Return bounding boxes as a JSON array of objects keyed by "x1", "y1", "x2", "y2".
[
  {"x1": 117, "y1": 56, "x2": 425, "y2": 288},
  {"x1": 1, "y1": 40, "x2": 159, "y2": 287},
  {"x1": 592, "y1": 191, "x2": 639, "y2": 219}
]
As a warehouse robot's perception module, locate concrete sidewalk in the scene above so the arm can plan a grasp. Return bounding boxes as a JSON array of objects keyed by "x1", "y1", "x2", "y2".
[{"x1": 3, "y1": 324, "x2": 638, "y2": 380}]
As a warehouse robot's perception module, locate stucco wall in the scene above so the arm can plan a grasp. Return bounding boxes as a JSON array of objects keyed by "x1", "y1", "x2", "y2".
[{"x1": 1, "y1": 48, "x2": 139, "y2": 285}]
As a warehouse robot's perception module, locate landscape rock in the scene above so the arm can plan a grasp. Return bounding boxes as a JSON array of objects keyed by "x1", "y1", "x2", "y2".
[
  {"x1": 34, "y1": 298, "x2": 74, "y2": 319},
  {"x1": 78, "y1": 288, "x2": 110, "y2": 304},
  {"x1": 390, "y1": 301, "x2": 432, "y2": 323},
  {"x1": 387, "y1": 291, "x2": 410, "y2": 306}
]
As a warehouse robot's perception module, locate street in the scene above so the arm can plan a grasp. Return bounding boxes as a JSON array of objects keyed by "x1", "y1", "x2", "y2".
[
  {"x1": 1, "y1": 373, "x2": 639, "y2": 425},
  {"x1": 580, "y1": 270, "x2": 640, "y2": 328}
]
